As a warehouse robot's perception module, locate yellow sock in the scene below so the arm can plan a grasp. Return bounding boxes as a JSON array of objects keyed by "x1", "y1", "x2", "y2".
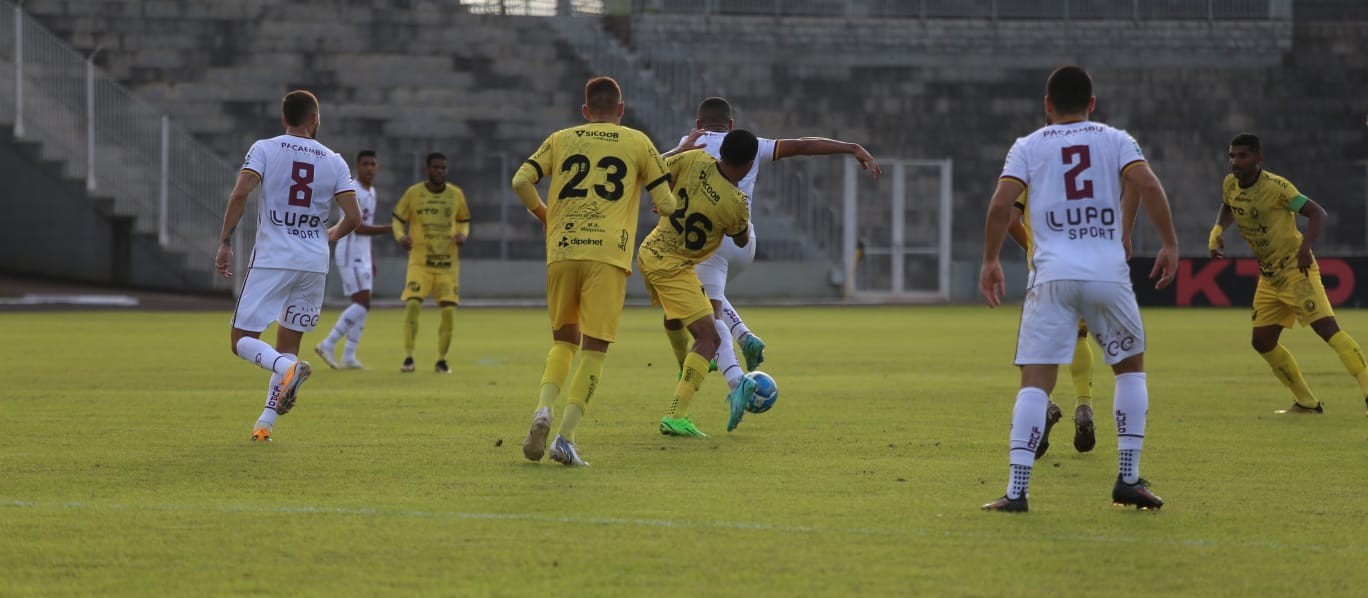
[
  {"x1": 665, "y1": 326, "x2": 691, "y2": 369},
  {"x1": 1327, "y1": 331, "x2": 1368, "y2": 395},
  {"x1": 437, "y1": 305, "x2": 455, "y2": 359},
  {"x1": 403, "y1": 299, "x2": 421, "y2": 357},
  {"x1": 1260, "y1": 345, "x2": 1318, "y2": 407},
  {"x1": 538, "y1": 341, "x2": 579, "y2": 410},
  {"x1": 667, "y1": 352, "x2": 710, "y2": 419},
  {"x1": 1070, "y1": 337, "x2": 1094, "y2": 407},
  {"x1": 558, "y1": 350, "x2": 605, "y2": 442}
]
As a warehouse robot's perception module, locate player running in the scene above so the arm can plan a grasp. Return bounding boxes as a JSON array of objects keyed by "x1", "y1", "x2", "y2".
[{"x1": 315, "y1": 149, "x2": 392, "y2": 370}]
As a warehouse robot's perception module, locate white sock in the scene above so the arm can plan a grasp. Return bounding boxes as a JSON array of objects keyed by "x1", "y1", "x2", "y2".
[
  {"x1": 720, "y1": 297, "x2": 752, "y2": 343},
  {"x1": 341, "y1": 304, "x2": 368, "y2": 360},
  {"x1": 255, "y1": 371, "x2": 284, "y2": 429},
  {"x1": 1006, "y1": 387, "x2": 1048, "y2": 498},
  {"x1": 235, "y1": 337, "x2": 295, "y2": 376},
  {"x1": 1114, "y1": 372, "x2": 1149, "y2": 484},
  {"x1": 713, "y1": 318, "x2": 744, "y2": 390}
]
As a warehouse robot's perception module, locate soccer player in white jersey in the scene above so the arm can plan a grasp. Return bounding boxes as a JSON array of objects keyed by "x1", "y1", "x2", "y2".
[
  {"x1": 674, "y1": 97, "x2": 881, "y2": 415},
  {"x1": 215, "y1": 90, "x2": 361, "y2": 443},
  {"x1": 315, "y1": 149, "x2": 392, "y2": 370},
  {"x1": 979, "y1": 67, "x2": 1178, "y2": 512}
]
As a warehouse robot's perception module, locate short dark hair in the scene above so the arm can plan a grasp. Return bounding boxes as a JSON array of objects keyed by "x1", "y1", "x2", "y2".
[
  {"x1": 1046, "y1": 66, "x2": 1092, "y2": 114},
  {"x1": 696, "y1": 97, "x2": 732, "y2": 125},
  {"x1": 281, "y1": 90, "x2": 319, "y2": 127},
  {"x1": 426, "y1": 152, "x2": 446, "y2": 166},
  {"x1": 719, "y1": 129, "x2": 758, "y2": 168},
  {"x1": 584, "y1": 76, "x2": 622, "y2": 115},
  {"x1": 1230, "y1": 132, "x2": 1261, "y2": 154},
  {"x1": 356, "y1": 149, "x2": 377, "y2": 162}
]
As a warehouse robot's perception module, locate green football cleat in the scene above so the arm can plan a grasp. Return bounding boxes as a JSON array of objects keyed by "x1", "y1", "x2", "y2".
[
  {"x1": 659, "y1": 416, "x2": 709, "y2": 438},
  {"x1": 740, "y1": 333, "x2": 766, "y2": 371},
  {"x1": 726, "y1": 376, "x2": 757, "y2": 432}
]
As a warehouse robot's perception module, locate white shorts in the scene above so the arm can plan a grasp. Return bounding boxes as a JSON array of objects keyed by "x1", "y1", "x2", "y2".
[
  {"x1": 695, "y1": 232, "x2": 757, "y2": 301},
  {"x1": 232, "y1": 267, "x2": 326, "y2": 333},
  {"x1": 1016, "y1": 280, "x2": 1145, "y2": 366},
  {"x1": 336, "y1": 259, "x2": 373, "y2": 296}
]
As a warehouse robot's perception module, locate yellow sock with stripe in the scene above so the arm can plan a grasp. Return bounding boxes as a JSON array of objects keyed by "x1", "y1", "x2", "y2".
[
  {"x1": 1070, "y1": 337, "x2": 1094, "y2": 407},
  {"x1": 665, "y1": 326, "x2": 691, "y2": 369},
  {"x1": 538, "y1": 341, "x2": 579, "y2": 411},
  {"x1": 437, "y1": 305, "x2": 455, "y2": 359},
  {"x1": 403, "y1": 299, "x2": 421, "y2": 358},
  {"x1": 558, "y1": 350, "x2": 605, "y2": 442},
  {"x1": 1260, "y1": 344, "x2": 1318, "y2": 407},
  {"x1": 1326, "y1": 331, "x2": 1368, "y2": 395},
  {"x1": 667, "y1": 352, "x2": 710, "y2": 419}
]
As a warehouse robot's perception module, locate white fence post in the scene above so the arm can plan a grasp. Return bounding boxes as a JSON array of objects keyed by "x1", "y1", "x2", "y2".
[
  {"x1": 841, "y1": 156, "x2": 857, "y2": 300},
  {"x1": 159, "y1": 115, "x2": 170, "y2": 247},
  {"x1": 938, "y1": 158, "x2": 953, "y2": 301},
  {"x1": 890, "y1": 162, "x2": 905, "y2": 294},
  {"x1": 85, "y1": 48, "x2": 98, "y2": 192},
  {"x1": 13, "y1": 4, "x2": 22, "y2": 139}
]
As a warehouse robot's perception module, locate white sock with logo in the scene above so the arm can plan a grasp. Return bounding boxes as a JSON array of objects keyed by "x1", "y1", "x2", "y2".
[
  {"x1": 342, "y1": 305, "x2": 368, "y2": 361},
  {"x1": 1114, "y1": 372, "x2": 1149, "y2": 484},
  {"x1": 323, "y1": 303, "x2": 365, "y2": 349},
  {"x1": 1006, "y1": 387, "x2": 1048, "y2": 499},
  {"x1": 235, "y1": 337, "x2": 295, "y2": 376},
  {"x1": 713, "y1": 318, "x2": 744, "y2": 390},
  {"x1": 255, "y1": 371, "x2": 284, "y2": 430},
  {"x1": 720, "y1": 298, "x2": 753, "y2": 343}
]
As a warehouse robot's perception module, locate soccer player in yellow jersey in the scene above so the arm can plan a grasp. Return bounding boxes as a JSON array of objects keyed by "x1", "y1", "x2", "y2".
[
  {"x1": 1009, "y1": 193, "x2": 1097, "y2": 454},
  {"x1": 643, "y1": 131, "x2": 755, "y2": 438},
  {"x1": 391, "y1": 152, "x2": 471, "y2": 374},
  {"x1": 511, "y1": 76, "x2": 678, "y2": 466},
  {"x1": 1210, "y1": 133, "x2": 1368, "y2": 414}
]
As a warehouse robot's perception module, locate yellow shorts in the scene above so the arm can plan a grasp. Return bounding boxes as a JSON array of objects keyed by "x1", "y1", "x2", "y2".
[
  {"x1": 546, "y1": 260, "x2": 627, "y2": 343},
  {"x1": 402, "y1": 266, "x2": 459, "y2": 304},
  {"x1": 641, "y1": 263, "x2": 713, "y2": 326},
  {"x1": 1251, "y1": 265, "x2": 1334, "y2": 329}
]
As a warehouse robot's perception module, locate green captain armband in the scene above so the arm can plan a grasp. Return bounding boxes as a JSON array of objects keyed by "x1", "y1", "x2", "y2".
[{"x1": 1288, "y1": 194, "x2": 1309, "y2": 213}]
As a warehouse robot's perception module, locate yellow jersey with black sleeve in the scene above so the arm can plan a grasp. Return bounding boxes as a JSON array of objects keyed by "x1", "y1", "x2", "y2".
[
  {"x1": 639, "y1": 150, "x2": 751, "y2": 271},
  {"x1": 1222, "y1": 170, "x2": 1310, "y2": 281},
  {"x1": 518, "y1": 122, "x2": 676, "y2": 272},
  {"x1": 392, "y1": 181, "x2": 471, "y2": 271}
]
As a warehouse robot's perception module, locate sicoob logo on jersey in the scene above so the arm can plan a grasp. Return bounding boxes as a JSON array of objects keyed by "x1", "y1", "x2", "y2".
[{"x1": 575, "y1": 130, "x2": 619, "y2": 141}]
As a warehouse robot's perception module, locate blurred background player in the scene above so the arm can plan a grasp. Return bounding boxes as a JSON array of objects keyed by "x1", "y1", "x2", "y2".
[
  {"x1": 315, "y1": 149, "x2": 392, "y2": 370},
  {"x1": 214, "y1": 90, "x2": 360, "y2": 442},
  {"x1": 391, "y1": 152, "x2": 471, "y2": 374},
  {"x1": 979, "y1": 66, "x2": 1178, "y2": 512},
  {"x1": 643, "y1": 130, "x2": 754, "y2": 438},
  {"x1": 677, "y1": 97, "x2": 881, "y2": 398},
  {"x1": 512, "y1": 76, "x2": 678, "y2": 467},
  {"x1": 1209, "y1": 133, "x2": 1368, "y2": 415}
]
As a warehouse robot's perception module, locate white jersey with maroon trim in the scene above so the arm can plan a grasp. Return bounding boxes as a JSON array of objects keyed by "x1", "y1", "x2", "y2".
[{"x1": 240, "y1": 134, "x2": 353, "y2": 274}]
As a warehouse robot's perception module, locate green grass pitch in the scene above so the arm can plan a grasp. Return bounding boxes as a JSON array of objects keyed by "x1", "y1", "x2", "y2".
[{"x1": 1, "y1": 305, "x2": 1365, "y2": 596}]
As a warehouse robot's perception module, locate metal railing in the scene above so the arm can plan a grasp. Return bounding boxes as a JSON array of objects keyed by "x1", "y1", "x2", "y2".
[
  {"x1": 0, "y1": 0, "x2": 238, "y2": 289},
  {"x1": 463, "y1": 0, "x2": 608, "y2": 15},
  {"x1": 625, "y1": 0, "x2": 1292, "y2": 19}
]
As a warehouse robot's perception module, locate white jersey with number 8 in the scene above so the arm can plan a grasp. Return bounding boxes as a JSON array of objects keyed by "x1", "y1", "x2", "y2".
[
  {"x1": 1000, "y1": 121, "x2": 1145, "y2": 288},
  {"x1": 241, "y1": 134, "x2": 354, "y2": 274}
]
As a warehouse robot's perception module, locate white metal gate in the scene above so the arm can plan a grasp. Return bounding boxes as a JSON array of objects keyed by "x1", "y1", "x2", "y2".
[{"x1": 842, "y1": 158, "x2": 953, "y2": 302}]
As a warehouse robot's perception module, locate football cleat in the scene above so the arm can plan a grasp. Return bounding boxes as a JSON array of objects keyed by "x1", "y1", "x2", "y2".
[
  {"x1": 1112, "y1": 476, "x2": 1164, "y2": 510},
  {"x1": 1035, "y1": 401, "x2": 1063, "y2": 459},
  {"x1": 523, "y1": 407, "x2": 552, "y2": 462},
  {"x1": 740, "y1": 333, "x2": 766, "y2": 371},
  {"x1": 400, "y1": 357, "x2": 415, "y2": 373},
  {"x1": 435, "y1": 360, "x2": 451, "y2": 374},
  {"x1": 340, "y1": 358, "x2": 365, "y2": 370},
  {"x1": 275, "y1": 360, "x2": 312, "y2": 415},
  {"x1": 981, "y1": 495, "x2": 1028, "y2": 512},
  {"x1": 1275, "y1": 401, "x2": 1324, "y2": 414},
  {"x1": 250, "y1": 428, "x2": 272, "y2": 442},
  {"x1": 1073, "y1": 404, "x2": 1096, "y2": 453},
  {"x1": 313, "y1": 343, "x2": 339, "y2": 370},
  {"x1": 725, "y1": 375, "x2": 757, "y2": 432},
  {"x1": 659, "y1": 416, "x2": 709, "y2": 438},
  {"x1": 549, "y1": 435, "x2": 589, "y2": 467}
]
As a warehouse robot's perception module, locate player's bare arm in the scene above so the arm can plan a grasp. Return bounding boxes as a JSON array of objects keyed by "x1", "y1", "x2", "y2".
[
  {"x1": 1122, "y1": 162, "x2": 1179, "y2": 289},
  {"x1": 774, "y1": 137, "x2": 882, "y2": 178},
  {"x1": 729, "y1": 227, "x2": 751, "y2": 248},
  {"x1": 1120, "y1": 179, "x2": 1137, "y2": 260},
  {"x1": 214, "y1": 170, "x2": 261, "y2": 278},
  {"x1": 353, "y1": 223, "x2": 392, "y2": 236},
  {"x1": 1006, "y1": 210, "x2": 1029, "y2": 250},
  {"x1": 981, "y1": 178, "x2": 1024, "y2": 308},
  {"x1": 511, "y1": 164, "x2": 548, "y2": 225},
  {"x1": 663, "y1": 128, "x2": 707, "y2": 158},
  {"x1": 328, "y1": 191, "x2": 361, "y2": 242},
  {"x1": 1209, "y1": 203, "x2": 1235, "y2": 259},
  {"x1": 1296, "y1": 198, "x2": 1327, "y2": 275}
]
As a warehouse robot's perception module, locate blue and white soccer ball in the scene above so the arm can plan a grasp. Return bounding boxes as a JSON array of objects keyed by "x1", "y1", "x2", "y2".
[{"x1": 743, "y1": 371, "x2": 779, "y2": 414}]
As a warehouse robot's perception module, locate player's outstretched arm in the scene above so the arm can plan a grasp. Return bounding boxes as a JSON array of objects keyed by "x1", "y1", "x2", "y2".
[
  {"x1": 1209, "y1": 204, "x2": 1235, "y2": 259},
  {"x1": 662, "y1": 129, "x2": 706, "y2": 158},
  {"x1": 511, "y1": 163, "x2": 548, "y2": 225},
  {"x1": 354, "y1": 223, "x2": 393, "y2": 236},
  {"x1": 775, "y1": 137, "x2": 881, "y2": 178},
  {"x1": 328, "y1": 192, "x2": 361, "y2": 242},
  {"x1": 214, "y1": 171, "x2": 261, "y2": 278},
  {"x1": 1296, "y1": 198, "x2": 1328, "y2": 274},
  {"x1": 981, "y1": 178, "x2": 1023, "y2": 307},
  {"x1": 1124, "y1": 163, "x2": 1179, "y2": 289}
]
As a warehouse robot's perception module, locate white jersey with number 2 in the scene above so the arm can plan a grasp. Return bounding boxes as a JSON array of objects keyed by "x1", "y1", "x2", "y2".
[
  {"x1": 1000, "y1": 121, "x2": 1145, "y2": 288},
  {"x1": 241, "y1": 134, "x2": 354, "y2": 274}
]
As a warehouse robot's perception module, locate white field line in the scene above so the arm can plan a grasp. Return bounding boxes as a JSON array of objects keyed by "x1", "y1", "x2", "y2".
[{"x1": 2, "y1": 499, "x2": 1362, "y2": 554}]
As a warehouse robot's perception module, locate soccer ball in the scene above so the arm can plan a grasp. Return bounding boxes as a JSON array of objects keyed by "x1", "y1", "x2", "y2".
[{"x1": 743, "y1": 371, "x2": 778, "y2": 414}]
